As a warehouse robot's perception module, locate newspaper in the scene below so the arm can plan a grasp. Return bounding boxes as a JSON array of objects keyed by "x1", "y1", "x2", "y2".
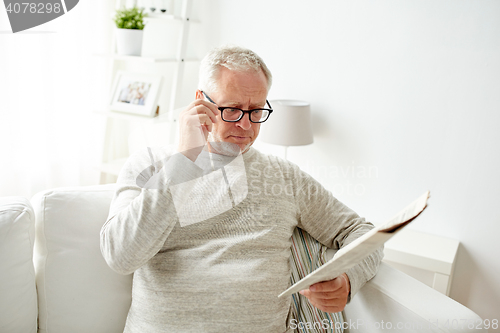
[{"x1": 278, "y1": 191, "x2": 430, "y2": 298}]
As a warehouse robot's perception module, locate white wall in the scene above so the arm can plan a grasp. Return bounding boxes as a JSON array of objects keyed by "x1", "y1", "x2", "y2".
[{"x1": 199, "y1": 0, "x2": 500, "y2": 327}]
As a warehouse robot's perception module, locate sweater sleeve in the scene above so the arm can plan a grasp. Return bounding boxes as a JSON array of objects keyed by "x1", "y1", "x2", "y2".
[
  {"x1": 99, "y1": 147, "x2": 203, "y2": 275},
  {"x1": 290, "y1": 162, "x2": 383, "y2": 300}
]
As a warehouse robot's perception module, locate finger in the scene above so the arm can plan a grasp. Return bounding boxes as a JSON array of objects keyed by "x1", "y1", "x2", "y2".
[
  {"x1": 299, "y1": 289, "x2": 310, "y2": 297},
  {"x1": 190, "y1": 100, "x2": 219, "y2": 124},
  {"x1": 309, "y1": 279, "x2": 342, "y2": 293},
  {"x1": 196, "y1": 105, "x2": 218, "y2": 125},
  {"x1": 183, "y1": 112, "x2": 213, "y2": 128},
  {"x1": 301, "y1": 290, "x2": 348, "y2": 313},
  {"x1": 186, "y1": 98, "x2": 213, "y2": 110},
  {"x1": 196, "y1": 114, "x2": 213, "y2": 132},
  {"x1": 309, "y1": 296, "x2": 343, "y2": 307},
  {"x1": 182, "y1": 100, "x2": 217, "y2": 119},
  {"x1": 300, "y1": 288, "x2": 345, "y2": 301},
  {"x1": 203, "y1": 103, "x2": 219, "y2": 124},
  {"x1": 309, "y1": 291, "x2": 342, "y2": 300},
  {"x1": 308, "y1": 299, "x2": 345, "y2": 313}
]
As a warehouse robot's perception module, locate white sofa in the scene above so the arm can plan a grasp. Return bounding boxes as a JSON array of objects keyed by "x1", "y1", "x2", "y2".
[{"x1": 0, "y1": 185, "x2": 487, "y2": 333}]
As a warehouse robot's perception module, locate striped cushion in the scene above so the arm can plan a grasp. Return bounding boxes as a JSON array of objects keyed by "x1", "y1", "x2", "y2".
[{"x1": 289, "y1": 228, "x2": 344, "y2": 333}]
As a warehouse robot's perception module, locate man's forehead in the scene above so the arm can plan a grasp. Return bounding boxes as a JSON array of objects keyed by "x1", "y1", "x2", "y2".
[
  {"x1": 213, "y1": 68, "x2": 269, "y2": 106},
  {"x1": 222, "y1": 99, "x2": 267, "y2": 108}
]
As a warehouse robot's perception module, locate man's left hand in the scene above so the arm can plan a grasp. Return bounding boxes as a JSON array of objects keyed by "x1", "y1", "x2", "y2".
[{"x1": 299, "y1": 273, "x2": 351, "y2": 313}]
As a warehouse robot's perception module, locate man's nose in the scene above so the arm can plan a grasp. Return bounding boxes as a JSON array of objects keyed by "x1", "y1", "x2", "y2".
[{"x1": 236, "y1": 113, "x2": 252, "y2": 130}]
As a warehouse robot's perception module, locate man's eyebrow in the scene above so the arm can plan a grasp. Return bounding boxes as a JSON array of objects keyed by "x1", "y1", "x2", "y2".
[
  {"x1": 222, "y1": 101, "x2": 241, "y2": 107},
  {"x1": 221, "y1": 101, "x2": 267, "y2": 109}
]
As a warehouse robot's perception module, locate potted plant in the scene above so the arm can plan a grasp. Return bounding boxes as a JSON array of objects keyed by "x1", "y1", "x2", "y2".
[{"x1": 114, "y1": 6, "x2": 147, "y2": 56}]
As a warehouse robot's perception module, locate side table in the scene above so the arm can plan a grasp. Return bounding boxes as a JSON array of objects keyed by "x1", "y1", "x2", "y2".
[{"x1": 383, "y1": 228, "x2": 459, "y2": 296}]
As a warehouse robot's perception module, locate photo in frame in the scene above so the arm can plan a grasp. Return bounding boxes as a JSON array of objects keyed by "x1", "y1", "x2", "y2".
[{"x1": 110, "y1": 71, "x2": 163, "y2": 117}]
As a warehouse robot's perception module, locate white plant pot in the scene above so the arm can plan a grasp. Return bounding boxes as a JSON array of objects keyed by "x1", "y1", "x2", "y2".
[{"x1": 115, "y1": 28, "x2": 144, "y2": 56}]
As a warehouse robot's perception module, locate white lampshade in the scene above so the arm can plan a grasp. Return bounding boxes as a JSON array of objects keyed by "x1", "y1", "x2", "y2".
[{"x1": 259, "y1": 100, "x2": 314, "y2": 146}]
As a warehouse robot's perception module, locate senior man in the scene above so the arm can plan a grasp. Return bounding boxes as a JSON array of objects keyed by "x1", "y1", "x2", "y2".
[{"x1": 100, "y1": 45, "x2": 382, "y2": 333}]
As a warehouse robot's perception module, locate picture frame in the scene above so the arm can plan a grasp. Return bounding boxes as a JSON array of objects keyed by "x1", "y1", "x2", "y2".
[{"x1": 110, "y1": 70, "x2": 163, "y2": 117}]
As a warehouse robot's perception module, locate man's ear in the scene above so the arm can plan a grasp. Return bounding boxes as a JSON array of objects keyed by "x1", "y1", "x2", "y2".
[{"x1": 195, "y1": 90, "x2": 203, "y2": 99}]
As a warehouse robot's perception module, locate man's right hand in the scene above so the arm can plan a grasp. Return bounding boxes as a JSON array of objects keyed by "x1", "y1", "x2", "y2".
[{"x1": 177, "y1": 97, "x2": 219, "y2": 161}]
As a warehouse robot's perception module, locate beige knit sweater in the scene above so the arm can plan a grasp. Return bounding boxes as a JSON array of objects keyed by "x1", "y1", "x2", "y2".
[{"x1": 100, "y1": 146, "x2": 382, "y2": 333}]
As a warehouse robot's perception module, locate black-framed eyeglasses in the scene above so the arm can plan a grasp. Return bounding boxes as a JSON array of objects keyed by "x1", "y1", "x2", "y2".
[{"x1": 201, "y1": 91, "x2": 273, "y2": 123}]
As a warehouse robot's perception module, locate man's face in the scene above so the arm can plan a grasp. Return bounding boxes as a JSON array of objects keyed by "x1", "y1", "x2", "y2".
[{"x1": 199, "y1": 67, "x2": 269, "y2": 155}]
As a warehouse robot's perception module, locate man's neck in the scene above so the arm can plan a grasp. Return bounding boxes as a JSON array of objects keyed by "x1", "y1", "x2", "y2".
[{"x1": 207, "y1": 141, "x2": 249, "y2": 157}]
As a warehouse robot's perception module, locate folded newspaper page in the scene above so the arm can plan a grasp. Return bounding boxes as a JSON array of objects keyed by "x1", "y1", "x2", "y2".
[{"x1": 279, "y1": 191, "x2": 430, "y2": 298}]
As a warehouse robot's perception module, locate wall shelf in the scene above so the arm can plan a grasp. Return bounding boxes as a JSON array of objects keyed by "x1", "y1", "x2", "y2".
[
  {"x1": 95, "y1": 53, "x2": 176, "y2": 62},
  {"x1": 98, "y1": 0, "x2": 194, "y2": 184},
  {"x1": 95, "y1": 54, "x2": 199, "y2": 62},
  {"x1": 144, "y1": 14, "x2": 199, "y2": 23},
  {"x1": 95, "y1": 110, "x2": 162, "y2": 123}
]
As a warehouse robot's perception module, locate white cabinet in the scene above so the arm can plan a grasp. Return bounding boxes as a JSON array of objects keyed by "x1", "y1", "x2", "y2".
[{"x1": 97, "y1": 0, "x2": 196, "y2": 184}]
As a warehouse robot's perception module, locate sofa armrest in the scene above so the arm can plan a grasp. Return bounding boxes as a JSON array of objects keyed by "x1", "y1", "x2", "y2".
[
  {"x1": 0, "y1": 197, "x2": 38, "y2": 333},
  {"x1": 344, "y1": 262, "x2": 486, "y2": 332}
]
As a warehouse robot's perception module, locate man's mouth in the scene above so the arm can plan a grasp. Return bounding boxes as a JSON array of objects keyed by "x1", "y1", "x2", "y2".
[{"x1": 228, "y1": 135, "x2": 249, "y2": 141}]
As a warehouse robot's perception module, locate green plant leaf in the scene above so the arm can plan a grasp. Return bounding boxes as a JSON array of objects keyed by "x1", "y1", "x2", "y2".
[{"x1": 113, "y1": 6, "x2": 147, "y2": 30}]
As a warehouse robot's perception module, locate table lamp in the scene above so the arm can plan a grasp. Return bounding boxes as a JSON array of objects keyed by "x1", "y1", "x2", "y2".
[{"x1": 259, "y1": 100, "x2": 314, "y2": 159}]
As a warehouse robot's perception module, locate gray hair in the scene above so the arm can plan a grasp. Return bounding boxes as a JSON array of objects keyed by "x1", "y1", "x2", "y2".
[{"x1": 198, "y1": 45, "x2": 273, "y2": 94}]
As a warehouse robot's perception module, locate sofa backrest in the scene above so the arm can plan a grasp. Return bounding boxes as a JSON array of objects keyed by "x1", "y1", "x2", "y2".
[
  {"x1": 0, "y1": 197, "x2": 38, "y2": 333},
  {"x1": 31, "y1": 185, "x2": 132, "y2": 333},
  {"x1": 28, "y1": 184, "x2": 343, "y2": 333}
]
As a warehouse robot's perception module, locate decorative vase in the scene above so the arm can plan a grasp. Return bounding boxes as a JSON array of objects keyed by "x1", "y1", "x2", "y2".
[{"x1": 115, "y1": 28, "x2": 144, "y2": 56}]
